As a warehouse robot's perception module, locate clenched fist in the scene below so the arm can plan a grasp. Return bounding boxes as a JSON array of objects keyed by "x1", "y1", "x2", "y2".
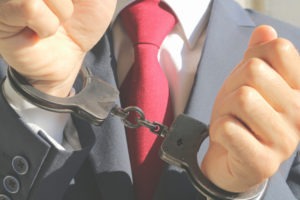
[
  {"x1": 0, "y1": 0, "x2": 117, "y2": 96},
  {"x1": 201, "y1": 25, "x2": 300, "y2": 192}
]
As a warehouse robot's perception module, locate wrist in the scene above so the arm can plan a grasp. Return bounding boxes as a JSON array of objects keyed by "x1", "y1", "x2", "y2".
[
  {"x1": 200, "y1": 151, "x2": 268, "y2": 199},
  {"x1": 2, "y1": 46, "x2": 85, "y2": 97},
  {"x1": 27, "y1": 70, "x2": 78, "y2": 97},
  {"x1": 12, "y1": 59, "x2": 83, "y2": 97}
]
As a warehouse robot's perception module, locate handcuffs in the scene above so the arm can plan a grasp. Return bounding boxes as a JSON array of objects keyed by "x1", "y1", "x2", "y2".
[{"x1": 6, "y1": 67, "x2": 268, "y2": 200}]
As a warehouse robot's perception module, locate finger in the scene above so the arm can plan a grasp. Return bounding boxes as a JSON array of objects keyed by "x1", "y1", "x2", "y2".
[
  {"x1": 210, "y1": 115, "x2": 279, "y2": 181},
  {"x1": 220, "y1": 58, "x2": 293, "y2": 113},
  {"x1": 213, "y1": 85, "x2": 298, "y2": 159},
  {"x1": 248, "y1": 25, "x2": 278, "y2": 48},
  {"x1": 245, "y1": 37, "x2": 300, "y2": 89},
  {"x1": 0, "y1": 0, "x2": 60, "y2": 38},
  {"x1": 0, "y1": 21, "x2": 24, "y2": 39},
  {"x1": 26, "y1": 0, "x2": 61, "y2": 37},
  {"x1": 43, "y1": 0, "x2": 74, "y2": 21}
]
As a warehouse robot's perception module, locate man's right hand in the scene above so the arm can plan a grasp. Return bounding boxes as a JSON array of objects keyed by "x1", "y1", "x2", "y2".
[{"x1": 0, "y1": 0, "x2": 117, "y2": 97}]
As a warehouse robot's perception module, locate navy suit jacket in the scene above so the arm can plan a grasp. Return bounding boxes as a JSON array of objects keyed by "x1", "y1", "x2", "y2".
[{"x1": 0, "y1": 0, "x2": 300, "y2": 199}]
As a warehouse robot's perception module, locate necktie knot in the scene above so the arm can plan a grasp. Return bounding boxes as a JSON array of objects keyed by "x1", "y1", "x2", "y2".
[{"x1": 121, "y1": 0, "x2": 177, "y2": 46}]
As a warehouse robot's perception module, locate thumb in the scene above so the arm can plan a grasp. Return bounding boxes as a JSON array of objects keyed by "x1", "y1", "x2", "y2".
[{"x1": 248, "y1": 25, "x2": 278, "y2": 48}]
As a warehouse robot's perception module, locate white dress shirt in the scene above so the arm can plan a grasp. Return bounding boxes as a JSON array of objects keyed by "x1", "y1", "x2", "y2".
[
  {"x1": 114, "y1": 0, "x2": 211, "y2": 116},
  {"x1": 3, "y1": 0, "x2": 212, "y2": 148}
]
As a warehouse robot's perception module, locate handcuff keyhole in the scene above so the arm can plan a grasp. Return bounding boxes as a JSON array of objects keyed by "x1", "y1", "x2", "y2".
[{"x1": 177, "y1": 138, "x2": 183, "y2": 146}]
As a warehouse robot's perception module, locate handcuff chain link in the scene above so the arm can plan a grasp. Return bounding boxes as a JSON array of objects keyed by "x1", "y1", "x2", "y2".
[{"x1": 111, "y1": 106, "x2": 169, "y2": 138}]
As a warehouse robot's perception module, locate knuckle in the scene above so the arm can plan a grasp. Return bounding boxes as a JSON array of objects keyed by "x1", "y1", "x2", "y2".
[
  {"x1": 40, "y1": 23, "x2": 59, "y2": 37},
  {"x1": 243, "y1": 58, "x2": 267, "y2": 82},
  {"x1": 210, "y1": 116, "x2": 233, "y2": 143},
  {"x1": 18, "y1": 0, "x2": 60, "y2": 37},
  {"x1": 61, "y1": 5, "x2": 74, "y2": 21},
  {"x1": 219, "y1": 120, "x2": 236, "y2": 142},
  {"x1": 18, "y1": 0, "x2": 40, "y2": 20},
  {"x1": 270, "y1": 38, "x2": 295, "y2": 57},
  {"x1": 234, "y1": 86, "x2": 257, "y2": 112}
]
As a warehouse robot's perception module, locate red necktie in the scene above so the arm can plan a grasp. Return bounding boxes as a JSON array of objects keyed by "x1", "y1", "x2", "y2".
[{"x1": 120, "y1": 0, "x2": 176, "y2": 199}]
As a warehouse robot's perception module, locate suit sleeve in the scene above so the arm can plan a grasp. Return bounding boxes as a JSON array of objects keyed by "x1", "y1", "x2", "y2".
[
  {"x1": 0, "y1": 78, "x2": 95, "y2": 200},
  {"x1": 258, "y1": 145, "x2": 300, "y2": 200},
  {"x1": 0, "y1": 80, "x2": 51, "y2": 199}
]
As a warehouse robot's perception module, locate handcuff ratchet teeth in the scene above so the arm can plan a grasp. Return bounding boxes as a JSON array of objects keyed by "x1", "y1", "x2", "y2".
[{"x1": 6, "y1": 67, "x2": 267, "y2": 200}]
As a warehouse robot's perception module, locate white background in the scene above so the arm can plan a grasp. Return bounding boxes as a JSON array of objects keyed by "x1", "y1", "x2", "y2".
[{"x1": 236, "y1": 0, "x2": 300, "y2": 27}]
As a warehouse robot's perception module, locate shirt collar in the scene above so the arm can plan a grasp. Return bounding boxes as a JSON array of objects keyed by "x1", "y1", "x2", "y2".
[{"x1": 113, "y1": 0, "x2": 212, "y2": 46}]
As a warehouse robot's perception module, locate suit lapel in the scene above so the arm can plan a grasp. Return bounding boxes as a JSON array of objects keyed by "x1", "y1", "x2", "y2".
[{"x1": 185, "y1": 0, "x2": 255, "y2": 123}]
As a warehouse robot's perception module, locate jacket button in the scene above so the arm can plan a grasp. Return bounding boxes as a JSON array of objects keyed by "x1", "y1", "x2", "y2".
[
  {"x1": 0, "y1": 194, "x2": 11, "y2": 200},
  {"x1": 12, "y1": 156, "x2": 29, "y2": 175},
  {"x1": 3, "y1": 176, "x2": 20, "y2": 194}
]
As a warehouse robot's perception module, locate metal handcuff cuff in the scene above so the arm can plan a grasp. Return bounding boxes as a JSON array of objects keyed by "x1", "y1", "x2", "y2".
[{"x1": 6, "y1": 67, "x2": 268, "y2": 200}]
